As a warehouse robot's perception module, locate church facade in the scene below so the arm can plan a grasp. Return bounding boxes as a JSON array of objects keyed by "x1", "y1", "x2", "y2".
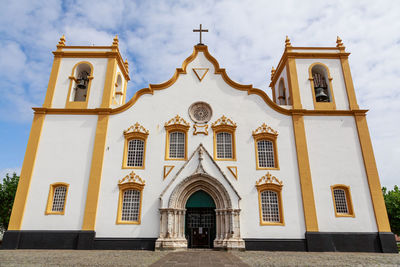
[{"x1": 2, "y1": 34, "x2": 397, "y2": 252}]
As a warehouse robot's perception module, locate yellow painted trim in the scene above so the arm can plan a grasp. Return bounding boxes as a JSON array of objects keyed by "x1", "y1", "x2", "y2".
[
  {"x1": 8, "y1": 113, "x2": 46, "y2": 230},
  {"x1": 292, "y1": 114, "x2": 319, "y2": 231},
  {"x1": 65, "y1": 61, "x2": 94, "y2": 109},
  {"x1": 286, "y1": 58, "x2": 302, "y2": 109},
  {"x1": 193, "y1": 124, "x2": 209, "y2": 135},
  {"x1": 212, "y1": 127, "x2": 236, "y2": 161},
  {"x1": 113, "y1": 73, "x2": 124, "y2": 106},
  {"x1": 122, "y1": 130, "x2": 148, "y2": 169},
  {"x1": 122, "y1": 76, "x2": 128, "y2": 104},
  {"x1": 43, "y1": 56, "x2": 62, "y2": 108},
  {"x1": 256, "y1": 174, "x2": 284, "y2": 226},
  {"x1": 354, "y1": 113, "x2": 391, "y2": 232},
  {"x1": 253, "y1": 134, "x2": 279, "y2": 170},
  {"x1": 331, "y1": 184, "x2": 355, "y2": 218},
  {"x1": 116, "y1": 171, "x2": 145, "y2": 225},
  {"x1": 52, "y1": 50, "x2": 130, "y2": 81},
  {"x1": 164, "y1": 115, "x2": 190, "y2": 161},
  {"x1": 101, "y1": 58, "x2": 118, "y2": 108},
  {"x1": 340, "y1": 56, "x2": 359, "y2": 110},
  {"x1": 45, "y1": 182, "x2": 69, "y2": 215},
  {"x1": 308, "y1": 62, "x2": 336, "y2": 110},
  {"x1": 163, "y1": 165, "x2": 175, "y2": 180},
  {"x1": 192, "y1": 68, "x2": 209, "y2": 81},
  {"x1": 81, "y1": 114, "x2": 109, "y2": 230},
  {"x1": 227, "y1": 166, "x2": 238, "y2": 180}
]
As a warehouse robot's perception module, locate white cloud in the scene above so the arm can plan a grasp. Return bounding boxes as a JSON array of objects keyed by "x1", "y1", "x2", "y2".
[
  {"x1": 0, "y1": 168, "x2": 21, "y2": 180},
  {"x1": 0, "y1": 0, "x2": 399, "y2": 188}
]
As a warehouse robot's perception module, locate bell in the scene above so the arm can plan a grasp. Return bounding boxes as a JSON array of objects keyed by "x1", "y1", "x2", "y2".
[
  {"x1": 77, "y1": 78, "x2": 87, "y2": 89},
  {"x1": 315, "y1": 87, "x2": 329, "y2": 102}
]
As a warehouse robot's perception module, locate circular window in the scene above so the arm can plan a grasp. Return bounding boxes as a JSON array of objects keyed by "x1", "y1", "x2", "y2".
[{"x1": 188, "y1": 102, "x2": 213, "y2": 123}]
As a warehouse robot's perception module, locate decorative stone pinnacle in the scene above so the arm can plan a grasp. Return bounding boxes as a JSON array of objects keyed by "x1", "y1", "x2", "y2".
[
  {"x1": 58, "y1": 34, "x2": 66, "y2": 46},
  {"x1": 336, "y1": 36, "x2": 344, "y2": 48},
  {"x1": 124, "y1": 58, "x2": 129, "y2": 73},
  {"x1": 285, "y1": 36, "x2": 292, "y2": 47},
  {"x1": 270, "y1": 67, "x2": 276, "y2": 80},
  {"x1": 113, "y1": 35, "x2": 119, "y2": 46}
]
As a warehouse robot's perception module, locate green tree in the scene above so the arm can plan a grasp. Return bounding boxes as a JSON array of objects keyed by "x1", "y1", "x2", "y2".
[
  {"x1": 0, "y1": 173, "x2": 19, "y2": 233},
  {"x1": 382, "y1": 185, "x2": 400, "y2": 235}
]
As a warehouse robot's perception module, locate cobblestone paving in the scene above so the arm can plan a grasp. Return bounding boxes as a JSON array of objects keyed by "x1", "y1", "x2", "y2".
[
  {"x1": 231, "y1": 251, "x2": 400, "y2": 267},
  {"x1": 1, "y1": 250, "x2": 400, "y2": 267},
  {"x1": 150, "y1": 250, "x2": 248, "y2": 267}
]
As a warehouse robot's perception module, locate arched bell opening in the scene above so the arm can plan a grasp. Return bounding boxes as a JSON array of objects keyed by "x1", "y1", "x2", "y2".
[{"x1": 185, "y1": 190, "x2": 216, "y2": 248}]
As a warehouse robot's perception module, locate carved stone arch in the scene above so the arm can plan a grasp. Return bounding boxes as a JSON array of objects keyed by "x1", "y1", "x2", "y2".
[
  {"x1": 156, "y1": 173, "x2": 244, "y2": 250},
  {"x1": 168, "y1": 173, "x2": 232, "y2": 210}
]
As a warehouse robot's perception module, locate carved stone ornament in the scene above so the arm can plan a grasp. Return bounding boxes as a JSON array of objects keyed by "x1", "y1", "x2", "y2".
[{"x1": 188, "y1": 102, "x2": 213, "y2": 123}]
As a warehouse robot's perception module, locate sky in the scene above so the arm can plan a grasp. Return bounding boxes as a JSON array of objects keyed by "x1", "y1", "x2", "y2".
[{"x1": 0, "y1": 0, "x2": 399, "y2": 189}]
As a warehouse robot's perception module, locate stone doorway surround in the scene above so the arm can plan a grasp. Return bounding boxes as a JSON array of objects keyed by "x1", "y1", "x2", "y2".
[{"x1": 155, "y1": 144, "x2": 245, "y2": 250}]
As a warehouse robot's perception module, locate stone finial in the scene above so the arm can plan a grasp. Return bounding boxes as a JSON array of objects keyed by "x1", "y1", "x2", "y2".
[
  {"x1": 58, "y1": 34, "x2": 66, "y2": 46},
  {"x1": 336, "y1": 36, "x2": 344, "y2": 48},
  {"x1": 112, "y1": 35, "x2": 119, "y2": 46},
  {"x1": 285, "y1": 35, "x2": 292, "y2": 47},
  {"x1": 124, "y1": 58, "x2": 129, "y2": 73},
  {"x1": 270, "y1": 67, "x2": 276, "y2": 81}
]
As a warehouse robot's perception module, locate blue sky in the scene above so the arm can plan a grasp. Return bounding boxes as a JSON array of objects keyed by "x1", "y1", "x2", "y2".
[{"x1": 0, "y1": 0, "x2": 399, "y2": 188}]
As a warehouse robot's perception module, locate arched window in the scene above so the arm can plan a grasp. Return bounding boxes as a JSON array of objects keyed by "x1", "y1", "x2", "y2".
[
  {"x1": 331, "y1": 185, "x2": 354, "y2": 217},
  {"x1": 116, "y1": 171, "x2": 145, "y2": 224},
  {"x1": 164, "y1": 115, "x2": 190, "y2": 160},
  {"x1": 216, "y1": 132, "x2": 233, "y2": 159},
  {"x1": 211, "y1": 115, "x2": 237, "y2": 161},
  {"x1": 123, "y1": 123, "x2": 149, "y2": 169},
  {"x1": 66, "y1": 62, "x2": 94, "y2": 108},
  {"x1": 253, "y1": 123, "x2": 279, "y2": 170},
  {"x1": 308, "y1": 63, "x2": 336, "y2": 110},
  {"x1": 45, "y1": 182, "x2": 69, "y2": 215},
  {"x1": 113, "y1": 74, "x2": 124, "y2": 106},
  {"x1": 256, "y1": 172, "x2": 284, "y2": 225},
  {"x1": 278, "y1": 79, "x2": 286, "y2": 105}
]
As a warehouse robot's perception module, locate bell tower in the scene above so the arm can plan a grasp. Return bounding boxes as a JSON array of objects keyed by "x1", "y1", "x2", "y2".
[
  {"x1": 42, "y1": 35, "x2": 130, "y2": 110},
  {"x1": 269, "y1": 36, "x2": 359, "y2": 111}
]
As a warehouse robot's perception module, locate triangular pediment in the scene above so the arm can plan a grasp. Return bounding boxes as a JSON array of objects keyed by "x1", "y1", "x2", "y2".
[{"x1": 159, "y1": 144, "x2": 240, "y2": 209}]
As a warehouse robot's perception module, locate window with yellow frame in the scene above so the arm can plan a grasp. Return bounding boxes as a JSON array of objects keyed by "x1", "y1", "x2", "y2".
[
  {"x1": 45, "y1": 182, "x2": 69, "y2": 215},
  {"x1": 256, "y1": 172, "x2": 284, "y2": 225},
  {"x1": 65, "y1": 61, "x2": 94, "y2": 109},
  {"x1": 164, "y1": 115, "x2": 190, "y2": 160},
  {"x1": 116, "y1": 171, "x2": 145, "y2": 224},
  {"x1": 211, "y1": 115, "x2": 237, "y2": 161},
  {"x1": 252, "y1": 123, "x2": 279, "y2": 170},
  {"x1": 122, "y1": 123, "x2": 149, "y2": 169},
  {"x1": 331, "y1": 184, "x2": 355, "y2": 217}
]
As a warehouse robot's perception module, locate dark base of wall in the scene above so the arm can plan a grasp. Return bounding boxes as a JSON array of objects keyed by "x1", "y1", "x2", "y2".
[
  {"x1": 244, "y1": 239, "x2": 307, "y2": 251},
  {"x1": 1, "y1": 231, "x2": 156, "y2": 250},
  {"x1": 2, "y1": 231, "x2": 397, "y2": 253}
]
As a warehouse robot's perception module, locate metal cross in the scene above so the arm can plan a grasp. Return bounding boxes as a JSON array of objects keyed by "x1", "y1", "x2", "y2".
[{"x1": 193, "y1": 24, "x2": 208, "y2": 45}]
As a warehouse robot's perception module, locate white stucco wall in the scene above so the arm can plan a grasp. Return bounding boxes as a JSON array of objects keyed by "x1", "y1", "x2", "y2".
[
  {"x1": 304, "y1": 116, "x2": 377, "y2": 232},
  {"x1": 21, "y1": 115, "x2": 97, "y2": 230},
  {"x1": 95, "y1": 51, "x2": 306, "y2": 238},
  {"x1": 295, "y1": 58, "x2": 349, "y2": 110},
  {"x1": 274, "y1": 66, "x2": 291, "y2": 107},
  {"x1": 51, "y1": 57, "x2": 108, "y2": 108}
]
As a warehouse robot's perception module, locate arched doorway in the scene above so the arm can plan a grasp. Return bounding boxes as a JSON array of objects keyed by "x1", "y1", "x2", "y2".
[{"x1": 185, "y1": 190, "x2": 216, "y2": 248}]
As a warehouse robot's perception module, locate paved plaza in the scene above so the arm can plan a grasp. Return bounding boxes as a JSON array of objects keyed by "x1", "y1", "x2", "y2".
[{"x1": 0, "y1": 249, "x2": 399, "y2": 266}]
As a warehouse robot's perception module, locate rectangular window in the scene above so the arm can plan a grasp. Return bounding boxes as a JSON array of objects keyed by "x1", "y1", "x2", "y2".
[
  {"x1": 261, "y1": 190, "x2": 280, "y2": 223},
  {"x1": 121, "y1": 189, "x2": 141, "y2": 222},
  {"x1": 169, "y1": 131, "x2": 185, "y2": 158},
  {"x1": 127, "y1": 139, "x2": 145, "y2": 167},
  {"x1": 331, "y1": 185, "x2": 354, "y2": 217},
  {"x1": 45, "y1": 183, "x2": 69, "y2": 215},
  {"x1": 216, "y1": 132, "x2": 232, "y2": 158},
  {"x1": 257, "y1": 140, "x2": 275, "y2": 168}
]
